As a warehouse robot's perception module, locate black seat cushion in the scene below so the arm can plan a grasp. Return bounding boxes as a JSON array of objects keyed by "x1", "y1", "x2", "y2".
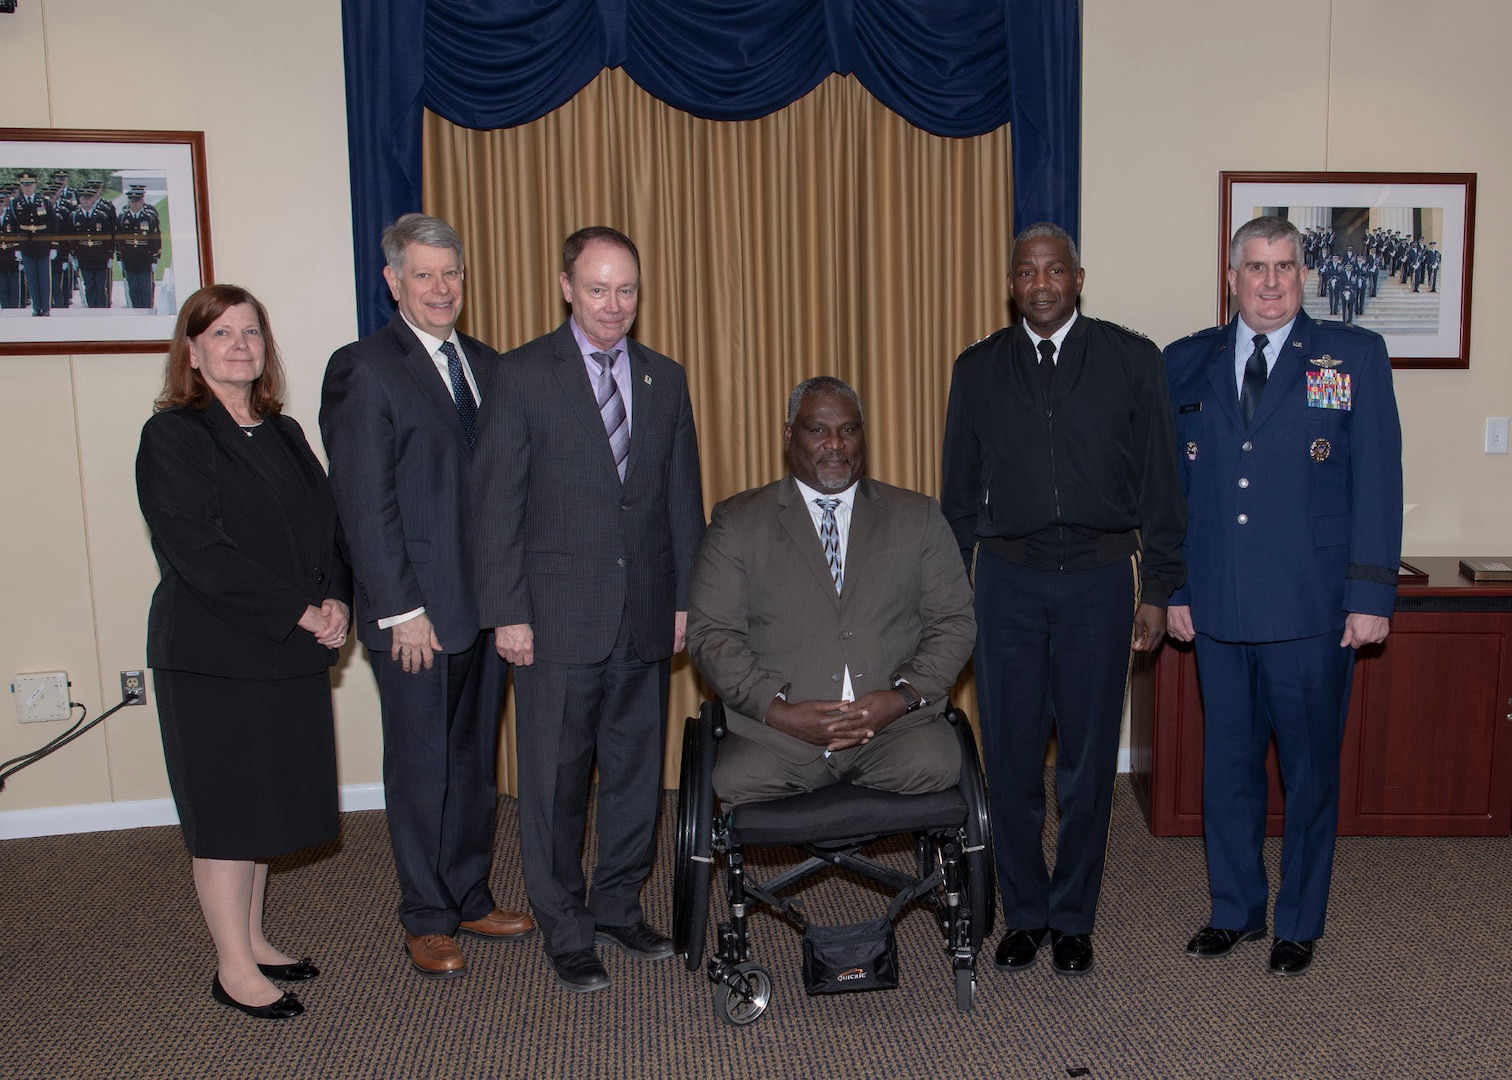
[{"x1": 729, "y1": 784, "x2": 966, "y2": 848}]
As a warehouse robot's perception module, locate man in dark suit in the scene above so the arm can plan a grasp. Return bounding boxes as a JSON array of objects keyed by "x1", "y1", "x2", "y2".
[
  {"x1": 321, "y1": 213, "x2": 534, "y2": 980},
  {"x1": 1165, "y1": 215, "x2": 1402, "y2": 977},
  {"x1": 941, "y1": 222, "x2": 1185, "y2": 978},
  {"x1": 686, "y1": 377, "x2": 976, "y2": 808},
  {"x1": 471, "y1": 226, "x2": 705, "y2": 994}
]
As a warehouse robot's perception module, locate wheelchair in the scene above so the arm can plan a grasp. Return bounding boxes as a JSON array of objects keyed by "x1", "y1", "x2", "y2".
[{"x1": 671, "y1": 699, "x2": 995, "y2": 1026}]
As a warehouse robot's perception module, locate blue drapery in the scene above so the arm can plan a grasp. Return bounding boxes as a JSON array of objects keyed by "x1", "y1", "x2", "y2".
[{"x1": 342, "y1": 0, "x2": 1080, "y2": 336}]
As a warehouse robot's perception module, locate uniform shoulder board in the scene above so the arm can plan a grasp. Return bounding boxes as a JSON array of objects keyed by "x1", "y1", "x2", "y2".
[
  {"x1": 1111, "y1": 321, "x2": 1150, "y2": 341},
  {"x1": 958, "y1": 326, "x2": 1012, "y2": 357}
]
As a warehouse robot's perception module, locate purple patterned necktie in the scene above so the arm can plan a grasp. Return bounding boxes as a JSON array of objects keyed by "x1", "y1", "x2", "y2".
[{"x1": 591, "y1": 350, "x2": 629, "y2": 481}]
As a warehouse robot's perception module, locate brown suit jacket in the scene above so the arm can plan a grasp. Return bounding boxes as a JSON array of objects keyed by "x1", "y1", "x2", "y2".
[{"x1": 687, "y1": 474, "x2": 976, "y2": 764}]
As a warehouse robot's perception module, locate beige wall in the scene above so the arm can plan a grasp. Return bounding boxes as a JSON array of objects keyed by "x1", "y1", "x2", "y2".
[
  {"x1": 0, "y1": 0, "x2": 377, "y2": 815},
  {"x1": 5, "y1": 0, "x2": 1509, "y2": 816},
  {"x1": 1084, "y1": 0, "x2": 1512, "y2": 558}
]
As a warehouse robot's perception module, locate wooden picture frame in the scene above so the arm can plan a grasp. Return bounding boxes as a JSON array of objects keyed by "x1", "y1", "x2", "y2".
[
  {"x1": 0, "y1": 129, "x2": 212, "y2": 354},
  {"x1": 1219, "y1": 171, "x2": 1475, "y2": 369}
]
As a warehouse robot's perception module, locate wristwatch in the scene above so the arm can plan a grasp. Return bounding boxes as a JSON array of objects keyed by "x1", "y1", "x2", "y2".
[{"x1": 892, "y1": 677, "x2": 926, "y2": 713}]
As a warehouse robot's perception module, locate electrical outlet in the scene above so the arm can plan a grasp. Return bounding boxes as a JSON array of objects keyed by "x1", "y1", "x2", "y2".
[
  {"x1": 12, "y1": 671, "x2": 71, "y2": 723},
  {"x1": 120, "y1": 670, "x2": 146, "y2": 705}
]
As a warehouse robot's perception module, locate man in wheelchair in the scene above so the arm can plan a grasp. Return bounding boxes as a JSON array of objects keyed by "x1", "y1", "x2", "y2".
[{"x1": 686, "y1": 375, "x2": 976, "y2": 808}]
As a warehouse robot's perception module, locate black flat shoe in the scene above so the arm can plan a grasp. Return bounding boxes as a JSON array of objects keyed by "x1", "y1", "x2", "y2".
[
  {"x1": 594, "y1": 921, "x2": 674, "y2": 960},
  {"x1": 993, "y1": 928, "x2": 1049, "y2": 971},
  {"x1": 547, "y1": 947, "x2": 610, "y2": 993},
  {"x1": 1268, "y1": 937, "x2": 1316, "y2": 977},
  {"x1": 1186, "y1": 925, "x2": 1266, "y2": 959},
  {"x1": 1050, "y1": 931, "x2": 1094, "y2": 976},
  {"x1": 257, "y1": 957, "x2": 320, "y2": 981},
  {"x1": 211, "y1": 976, "x2": 305, "y2": 1019}
]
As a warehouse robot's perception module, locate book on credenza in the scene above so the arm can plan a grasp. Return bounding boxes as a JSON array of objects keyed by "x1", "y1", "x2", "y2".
[{"x1": 1458, "y1": 558, "x2": 1512, "y2": 582}]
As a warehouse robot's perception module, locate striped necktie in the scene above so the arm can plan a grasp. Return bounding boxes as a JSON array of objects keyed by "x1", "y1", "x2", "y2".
[
  {"x1": 816, "y1": 498, "x2": 843, "y2": 594},
  {"x1": 591, "y1": 350, "x2": 629, "y2": 481}
]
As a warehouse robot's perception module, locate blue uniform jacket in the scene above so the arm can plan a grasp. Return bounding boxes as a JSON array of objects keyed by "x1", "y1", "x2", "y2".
[{"x1": 1163, "y1": 310, "x2": 1402, "y2": 643}]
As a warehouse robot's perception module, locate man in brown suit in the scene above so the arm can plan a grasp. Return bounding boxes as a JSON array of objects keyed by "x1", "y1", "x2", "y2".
[{"x1": 687, "y1": 376, "x2": 976, "y2": 806}]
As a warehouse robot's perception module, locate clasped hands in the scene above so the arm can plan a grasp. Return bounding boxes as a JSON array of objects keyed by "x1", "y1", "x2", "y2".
[
  {"x1": 298, "y1": 598, "x2": 351, "y2": 650},
  {"x1": 765, "y1": 690, "x2": 908, "y2": 753}
]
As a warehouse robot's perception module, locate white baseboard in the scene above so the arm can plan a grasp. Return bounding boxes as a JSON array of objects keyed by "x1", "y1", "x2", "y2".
[
  {"x1": 0, "y1": 782, "x2": 387, "y2": 841},
  {"x1": 2, "y1": 755, "x2": 1138, "y2": 841}
]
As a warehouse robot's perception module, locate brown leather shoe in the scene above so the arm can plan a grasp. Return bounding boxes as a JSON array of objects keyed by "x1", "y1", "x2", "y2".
[
  {"x1": 405, "y1": 932, "x2": 466, "y2": 978},
  {"x1": 457, "y1": 907, "x2": 536, "y2": 941}
]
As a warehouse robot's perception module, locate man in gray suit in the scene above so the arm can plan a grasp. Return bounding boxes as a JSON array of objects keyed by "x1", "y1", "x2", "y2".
[
  {"x1": 687, "y1": 377, "x2": 976, "y2": 807},
  {"x1": 471, "y1": 226, "x2": 705, "y2": 993},
  {"x1": 321, "y1": 214, "x2": 534, "y2": 980}
]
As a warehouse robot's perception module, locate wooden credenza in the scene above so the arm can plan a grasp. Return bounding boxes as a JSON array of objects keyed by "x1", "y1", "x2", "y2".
[{"x1": 1129, "y1": 557, "x2": 1512, "y2": 836}]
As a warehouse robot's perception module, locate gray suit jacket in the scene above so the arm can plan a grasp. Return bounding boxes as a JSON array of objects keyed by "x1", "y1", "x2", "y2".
[
  {"x1": 470, "y1": 320, "x2": 705, "y2": 665},
  {"x1": 687, "y1": 475, "x2": 976, "y2": 764},
  {"x1": 320, "y1": 313, "x2": 495, "y2": 654}
]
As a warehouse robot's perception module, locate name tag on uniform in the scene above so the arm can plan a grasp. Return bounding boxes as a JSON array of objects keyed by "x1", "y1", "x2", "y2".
[
  {"x1": 1178, "y1": 402, "x2": 1202, "y2": 413},
  {"x1": 1306, "y1": 370, "x2": 1352, "y2": 410}
]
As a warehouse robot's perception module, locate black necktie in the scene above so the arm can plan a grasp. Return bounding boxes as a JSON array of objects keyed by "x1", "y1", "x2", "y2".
[
  {"x1": 440, "y1": 340, "x2": 477, "y2": 446},
  {"x1": 1240, "y1": 333, "x2": 1268, "y2": 426},
  {"x1": 1036, "y1": 338, "x2": 1055, "y2": 400}
]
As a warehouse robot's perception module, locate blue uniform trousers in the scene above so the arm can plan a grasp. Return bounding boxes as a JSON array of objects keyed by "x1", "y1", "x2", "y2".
[{"x1": 1194, "y1": 631, "x2": 1355, "y2": 941}]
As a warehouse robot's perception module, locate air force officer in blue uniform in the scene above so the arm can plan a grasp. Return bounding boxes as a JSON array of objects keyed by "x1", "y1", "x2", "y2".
[{"x1": 1164, "y1": 216, "x2": 1402, "y2": 977}]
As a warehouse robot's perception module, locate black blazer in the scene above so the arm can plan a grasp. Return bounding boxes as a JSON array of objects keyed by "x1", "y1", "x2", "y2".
[
  {"x1": 320, "y1": 313, "x2": 497, "y2": 653},
  {"x1": 137, "y1": 400, "x2": 351, "y2": 680},
  {"x1": 471, "y1": 320, "x2": 706, "y2": 665}
]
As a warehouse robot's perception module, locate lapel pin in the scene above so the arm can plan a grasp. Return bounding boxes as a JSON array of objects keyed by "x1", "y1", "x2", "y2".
[{"x1": 644, "y1": 374, "x2": 652, "y2": 385}]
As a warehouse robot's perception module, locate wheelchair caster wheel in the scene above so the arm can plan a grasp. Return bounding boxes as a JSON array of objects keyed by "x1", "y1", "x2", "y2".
[
  {"x1": 954, "y1": 963, "x2": 975, "y2": 1012},
  {"x1": 714, "y1": 962, "x2": 772, "y2": 1026}
]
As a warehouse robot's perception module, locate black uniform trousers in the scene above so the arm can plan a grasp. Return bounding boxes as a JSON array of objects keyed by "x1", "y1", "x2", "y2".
[
  {"x1": 370, "y1": 630, "x2": 505, "y2": 937},
  {"x1": 974, "y1": 549, "x2": 1135, "y2": 935},
  {"x1": 513, "y1": 607, "x2": 668, "y2": 957}
]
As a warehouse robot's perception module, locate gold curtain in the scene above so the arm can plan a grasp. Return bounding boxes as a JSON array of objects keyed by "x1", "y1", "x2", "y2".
[{"x1": 423, "y1": 68, "x2": 1011, "y2": 792}]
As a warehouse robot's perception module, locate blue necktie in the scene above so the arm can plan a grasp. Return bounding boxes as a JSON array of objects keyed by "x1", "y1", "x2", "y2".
[
  {"x1": 816, "y1": 498, "x2": 843, "y2": 594},
  {"x1": 440, "y1": 340, "x2": 476, "y2": 446}
]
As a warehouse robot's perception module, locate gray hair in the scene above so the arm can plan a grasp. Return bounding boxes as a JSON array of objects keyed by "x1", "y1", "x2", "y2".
[
  {"x1": 1229, "y1": 216, "x2": 1303, "y2": 271},
  {"x1": 1012, "y1": 221, "x2": 1079, "y2": 270},
  {"x1": 382, "y1": 213, "x2": 465, "y2": 272},
  {"x1": 787, "y1": 376, "x2": 863, "y2": 425}
]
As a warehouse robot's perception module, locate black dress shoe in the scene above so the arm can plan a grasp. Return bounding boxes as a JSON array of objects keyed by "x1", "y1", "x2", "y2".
[
  {"x1": 594, "y1": 921, "x2": 674, "y2": 960},
  {"x1": 1268, "y1": 938, "x2": 1316, "y2": 976},
  {"x1": 993, "y1": 927, "x2": 1048, "y2": 971},
  {"x1": 547, "y1": 947, "x2": 611, "y2": 993},
  {"x1": 1186, "y1": 925, "x2": 1266, "y2": 959},
  {"x1": 210, "y1": 976, "x2": 305, "y2": 1019},
  {"x1": 1050, "y1": 931, "x2": 1094, "y2": 976},
  {"x1": 257, "y1": 957, "x2": 320, "y2": 981}
]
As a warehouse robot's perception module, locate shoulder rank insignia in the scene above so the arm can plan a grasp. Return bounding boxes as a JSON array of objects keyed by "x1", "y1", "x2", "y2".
[
  {"x1": 1309, "y1": 354, "x2": 1343, "y2": 368},
  {"x1": 1310, "y1": 438, "x2": 1331, "y2": 462}
]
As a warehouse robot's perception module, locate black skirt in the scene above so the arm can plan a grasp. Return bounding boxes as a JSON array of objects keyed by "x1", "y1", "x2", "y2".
[{"x1": 154, "y1": 668, "x2": 338, "y2": 859}]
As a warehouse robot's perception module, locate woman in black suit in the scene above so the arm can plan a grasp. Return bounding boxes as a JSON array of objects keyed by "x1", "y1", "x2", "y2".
[{"x1": 136, "y1": 285, "x2": 351, "y2": 1020}]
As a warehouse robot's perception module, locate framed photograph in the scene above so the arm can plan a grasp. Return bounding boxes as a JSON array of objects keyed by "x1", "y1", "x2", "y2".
[
  {"x1": 1219, "y1": 171, "x2": 1476, "y2": 369},
  {"x1": 0, "y1": 129, "x2": 212, "y2": 354}
]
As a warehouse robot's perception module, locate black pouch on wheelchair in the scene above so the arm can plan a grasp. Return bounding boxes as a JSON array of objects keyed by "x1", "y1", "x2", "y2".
[{"x1": 800, "y1": 916, "x2": 899, "y2": 994}]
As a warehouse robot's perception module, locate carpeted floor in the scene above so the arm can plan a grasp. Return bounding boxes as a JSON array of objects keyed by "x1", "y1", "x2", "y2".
[{"x1": 3, "y1": 776, "x2": 1509, "y2": 1080}]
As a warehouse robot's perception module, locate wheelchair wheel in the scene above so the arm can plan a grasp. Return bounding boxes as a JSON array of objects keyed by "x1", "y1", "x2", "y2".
[
  {"x1": 953, "y1": 711, "x2": 997, "y2": 948},
  {"x1": 714, "y1": 962, "x2": 773, "y2": 1026},
  {"x1": 955, "y1": 963, "x2": 975, "y2": 1012},
  {"x1": 672, "y1": 711, "x2": 714, "y2": 971}
]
